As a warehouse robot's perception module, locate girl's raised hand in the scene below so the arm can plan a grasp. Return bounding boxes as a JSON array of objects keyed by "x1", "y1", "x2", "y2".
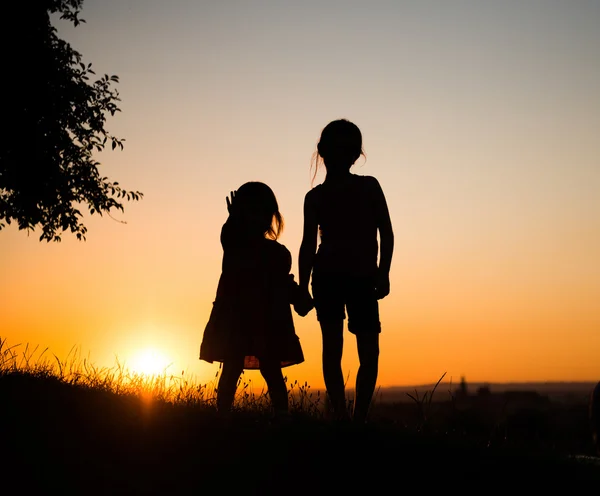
[{"x1": 226, "y1": 190, "x2": 237, "y2": 213}]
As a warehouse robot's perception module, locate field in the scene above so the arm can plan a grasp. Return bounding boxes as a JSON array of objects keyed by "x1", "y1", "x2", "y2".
[{"x1": 1, "y1": 340, "x2": 599, "y2": 494}]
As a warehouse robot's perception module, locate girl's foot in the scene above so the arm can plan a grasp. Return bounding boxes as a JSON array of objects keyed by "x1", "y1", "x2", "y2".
[
  {"x1": 332, "y1": 409, "x2": 352, "y2": 424},
  {"x1": 271, "y1": 410, "x2": 292, "y2": 426}
]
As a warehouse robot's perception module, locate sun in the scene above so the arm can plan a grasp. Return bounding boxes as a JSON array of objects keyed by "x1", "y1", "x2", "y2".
[{"x1": 129, "y1": 348, "x2": 172, "y2": 376}]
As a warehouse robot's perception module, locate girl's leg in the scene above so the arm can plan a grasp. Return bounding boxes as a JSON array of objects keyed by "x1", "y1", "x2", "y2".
[
  {"x1": 259, "y1": 359, "x2": 288, "y2": 415},
  {"x1": 320, "y1": 318, "x2": 349, "y2": 420},
  {"x1": 216, "y1": 357, "x2": 245, "y2": 414},
  {"x1": 353, "y1": 333, "x2": 379, "y2": 423}
]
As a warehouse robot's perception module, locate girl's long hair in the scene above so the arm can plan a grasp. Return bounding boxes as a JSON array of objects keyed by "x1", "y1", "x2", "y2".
[
  {"x1": 235, "y1": 181, "x2": 283, "y2": 240},
  {"x1": 310, "y1": 118, "x2": 366, "y2": 185}
]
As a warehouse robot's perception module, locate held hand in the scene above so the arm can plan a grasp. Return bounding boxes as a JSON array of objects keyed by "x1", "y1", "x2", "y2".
[
  {"x1": 293, "y1": 287, "x2": 314, "y2": 317},
  {"x1": 226, "y1": 190, "x2": 237, "y2": 214},
  {"x1": 374, "y1": 270, "x2": 390, "y2": 300}
]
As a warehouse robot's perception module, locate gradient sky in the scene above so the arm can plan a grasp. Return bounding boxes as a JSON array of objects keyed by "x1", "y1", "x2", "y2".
[{"x1": 1, "y1": 0, "x2": 599, "y2": 389}]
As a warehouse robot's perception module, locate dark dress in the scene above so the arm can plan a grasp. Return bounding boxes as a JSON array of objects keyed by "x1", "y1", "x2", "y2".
[{"x1": 199, "y1": 217, "x2": 305, "y2": 369}]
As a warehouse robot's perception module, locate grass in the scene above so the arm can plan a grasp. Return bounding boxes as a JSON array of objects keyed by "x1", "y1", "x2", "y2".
[
  {"x1": 0, "y1": 338, "x2": 322, "y2": 416},
  {"x1": 1, "y1": 337, "x2": 600, "y2": 493}
]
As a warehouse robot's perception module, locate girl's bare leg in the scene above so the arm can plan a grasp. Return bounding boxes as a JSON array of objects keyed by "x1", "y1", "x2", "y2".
[
  {"x1": 216, "y1": 357, "x2": 244, "y2": 414},
  {"x1": 320, "y1": 319, "x2": 350, "y2": 420},
  {"x1": 353, "y1": 333, "x2": 379, "y2": 424},
  {"x1": 259, "y1": 359, "x2": 289, "y2": 415}
]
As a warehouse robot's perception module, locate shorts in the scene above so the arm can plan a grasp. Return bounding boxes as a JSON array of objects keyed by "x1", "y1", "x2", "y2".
[{"x1": 311, "y1": 273, "x2": 381, "y2": 334}]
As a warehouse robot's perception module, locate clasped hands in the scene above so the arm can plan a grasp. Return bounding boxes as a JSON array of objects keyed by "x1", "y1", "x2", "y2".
[{"x1": 293, "y1": 286, "x2": 314, "y2": 317}]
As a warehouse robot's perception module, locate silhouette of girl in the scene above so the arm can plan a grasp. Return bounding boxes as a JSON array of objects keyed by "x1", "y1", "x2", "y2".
[
  {"x1": 298, "y1": 119, "x2": 394, "y2": 423},
  {"x1": 200, "y1": 181, "x2": 311, "y2": 418}
]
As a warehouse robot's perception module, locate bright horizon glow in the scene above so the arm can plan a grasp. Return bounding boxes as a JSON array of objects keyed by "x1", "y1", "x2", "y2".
[{"x1": 127, "y1": 348, "x2": 173, "y2": 377}]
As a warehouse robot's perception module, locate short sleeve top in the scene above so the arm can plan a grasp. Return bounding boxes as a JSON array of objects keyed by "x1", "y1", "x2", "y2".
[{"x1": 308, "y1": 174, "x2": 381, "y2": 277}]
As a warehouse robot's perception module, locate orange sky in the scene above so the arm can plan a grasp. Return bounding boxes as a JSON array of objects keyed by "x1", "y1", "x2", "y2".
[{"x1": 1, "y1": 1, "x2": 599, "y2": 389}]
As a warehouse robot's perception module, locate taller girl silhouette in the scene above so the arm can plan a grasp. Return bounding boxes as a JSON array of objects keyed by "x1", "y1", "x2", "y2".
[{"x1": 298, "y1": 119, "x2": 394, "y2": 423}]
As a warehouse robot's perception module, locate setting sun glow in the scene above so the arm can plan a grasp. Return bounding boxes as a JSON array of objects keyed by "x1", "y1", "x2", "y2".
[{"x1": 128, "y1": 349, "x2": 172, "y2": 377}]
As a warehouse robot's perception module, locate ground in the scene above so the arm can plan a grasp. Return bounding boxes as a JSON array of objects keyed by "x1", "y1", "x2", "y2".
[{"x1": 1, "y1": 373, "x2": 599, "y2": 494}]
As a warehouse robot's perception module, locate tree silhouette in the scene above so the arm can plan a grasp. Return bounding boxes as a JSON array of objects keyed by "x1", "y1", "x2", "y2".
[{"x1": 0, "y1": 0, "x2": 143, "y2": 242}]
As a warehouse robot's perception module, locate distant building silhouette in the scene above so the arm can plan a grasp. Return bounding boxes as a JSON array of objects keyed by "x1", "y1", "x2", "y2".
[
  {"x1": 458, "y1": 376, "x2": 468, "y2": 398},
  {"x1": 476, "y1": 384, "x2": 491, "y2": 397},
  {"x1": 453, "y1": 377, "x2": 550, "y2": 413}
]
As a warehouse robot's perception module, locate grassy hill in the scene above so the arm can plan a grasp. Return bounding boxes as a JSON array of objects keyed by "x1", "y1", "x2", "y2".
[
  {"x1": 1, "y1": 341, "x2": 599, "y2": 493},
  {"x1": 2, "y1": 371, "x2": 600, "y2": 494}
]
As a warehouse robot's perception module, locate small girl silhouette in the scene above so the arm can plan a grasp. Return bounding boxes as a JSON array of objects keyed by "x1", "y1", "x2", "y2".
[
  {"x1": 200, "y1": 181, "x2": 311, "y2": 419},
  {"x1": 298, "y1": 119, "x2": 394, "y2": 423}
]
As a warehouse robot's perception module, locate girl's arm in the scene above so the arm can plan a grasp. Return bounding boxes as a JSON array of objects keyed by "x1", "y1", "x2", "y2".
[
  {"x1": 220, "y1": 190, "x2": 240, "y2": 249},
  {"x1": 220, "y1": 215, "x2": 235, "y2": 249},
  {"x1": 279, "y1": 243, "x2": 314, "y2": 316},
  {"x1": 372, "y1": 178, "x2": 394, "y2": 298},
  {"x1": 298, "y1": 191, "x2": 318, "y2": 292}
]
